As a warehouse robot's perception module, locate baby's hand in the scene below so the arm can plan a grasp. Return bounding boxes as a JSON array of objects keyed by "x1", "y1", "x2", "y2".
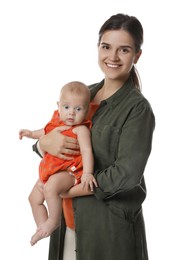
[
  {"x1": 81, "y1": 173, "x2": 98, "y2": 192},
  {"x1": 19, "y1": 129, "x2": 32, "y2": 140}
]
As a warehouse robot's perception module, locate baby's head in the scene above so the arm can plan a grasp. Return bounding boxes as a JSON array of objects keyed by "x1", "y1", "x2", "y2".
[{"x1": 58, "y1": 81, "x2": 90, "y2": 126}]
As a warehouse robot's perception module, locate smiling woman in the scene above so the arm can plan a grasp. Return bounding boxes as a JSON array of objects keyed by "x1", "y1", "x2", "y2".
[
  {"x1": 35, "y1": 13, "x2": 155, "y2": 260},
  {"x1": 98, "y1": 15, "x2": 143, "y2": 93},
  {"x1": 1, "y1": 0, "x2": 171, "y2": 259},
  {"x1": 98, "y1": 30, "x2": 141, "y2": 87}
]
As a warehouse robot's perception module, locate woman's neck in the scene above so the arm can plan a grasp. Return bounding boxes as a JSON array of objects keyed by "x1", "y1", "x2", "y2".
[{"x1": 93, "y1": 78, "x2": 125, "y2": 104}]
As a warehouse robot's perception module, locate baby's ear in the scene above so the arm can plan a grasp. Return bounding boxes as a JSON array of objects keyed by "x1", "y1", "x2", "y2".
[{"x1": 57, "y1": 101, "x2": 59, "y2": 107}]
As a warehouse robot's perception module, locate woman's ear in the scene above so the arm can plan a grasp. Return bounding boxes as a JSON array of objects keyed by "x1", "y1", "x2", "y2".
[{"x1": 134, "y1": 49, "x2": 142, "y2": 64}]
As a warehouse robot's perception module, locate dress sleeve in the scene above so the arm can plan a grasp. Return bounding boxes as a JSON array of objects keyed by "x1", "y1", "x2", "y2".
[
  {"x1": 94, "y1": 101, "x2": 155, "y2": 200},
  {"x1": 32, "y1": 140, "x2": 43, "y2": 158}
]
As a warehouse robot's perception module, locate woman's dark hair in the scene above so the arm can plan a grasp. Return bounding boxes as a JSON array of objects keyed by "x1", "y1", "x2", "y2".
[{"x1": 98, "y1": 13, "x2": 143, "y2": 91}]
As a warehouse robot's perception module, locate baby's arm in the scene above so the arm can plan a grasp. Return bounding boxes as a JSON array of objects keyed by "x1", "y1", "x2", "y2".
[
  {"x1": 19, "y1": 128, "x2": 45, "y2": 140},
  {"x1": 73, "y1": 125, "x2": 98, "y2": 191}
]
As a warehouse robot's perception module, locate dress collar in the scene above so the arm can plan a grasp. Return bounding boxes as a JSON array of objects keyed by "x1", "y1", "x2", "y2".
[{"x1": 90, "y1": 77, "x2": 135, "y2": 107}]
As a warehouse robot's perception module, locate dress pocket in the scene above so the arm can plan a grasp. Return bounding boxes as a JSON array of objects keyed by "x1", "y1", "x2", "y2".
[
  {"x1": 106, "y1": 202, "x2": 126, "y2": 220},
  {"x1": 91, "y1": 124, "x2": 121, "y2": 167}
]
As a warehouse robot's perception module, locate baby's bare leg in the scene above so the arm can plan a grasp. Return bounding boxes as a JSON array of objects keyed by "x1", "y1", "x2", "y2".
[
  {"x1": 28, "y1": 179, "x2": 47, "y2": 228},
  {"x1": 30, "y1": 172, "x2": 75, "y2": 246}
]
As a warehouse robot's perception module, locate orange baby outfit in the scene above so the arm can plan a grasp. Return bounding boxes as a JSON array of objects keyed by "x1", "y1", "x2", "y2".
[{"x1": 39, "y1": 110, "x2": 92, "y2": 183}]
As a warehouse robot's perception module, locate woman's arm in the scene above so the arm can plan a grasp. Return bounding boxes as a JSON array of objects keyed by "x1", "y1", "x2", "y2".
[
  {"x1": 61, "y1": 183, "x2": 94, "y2": 199},
  {"x1": 94, "y1": 102, "x2": 155, "y2": 200}
]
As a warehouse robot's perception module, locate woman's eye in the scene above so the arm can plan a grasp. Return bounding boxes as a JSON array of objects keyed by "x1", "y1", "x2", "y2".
[
  {"x1": 120, "y1": 48, "x2": 129, "y2": 54},
  {"x1": 102, "y1": 45, "x2": 109, "y2": 50}
]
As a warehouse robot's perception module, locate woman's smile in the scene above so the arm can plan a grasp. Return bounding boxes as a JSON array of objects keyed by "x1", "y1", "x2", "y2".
[{"x1": 106, "y1": 63, "x2": 121, "y2": 68}]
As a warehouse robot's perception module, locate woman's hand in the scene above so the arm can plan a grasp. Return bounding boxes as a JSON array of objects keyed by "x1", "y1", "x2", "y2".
[{"x1": 39, "y1": 126, "x2": 80, "y2": 160}]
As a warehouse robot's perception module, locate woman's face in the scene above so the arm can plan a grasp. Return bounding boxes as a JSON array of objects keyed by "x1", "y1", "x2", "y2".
[{"x1": 98, "y1": 29, "x2": 141, "y2": 82}]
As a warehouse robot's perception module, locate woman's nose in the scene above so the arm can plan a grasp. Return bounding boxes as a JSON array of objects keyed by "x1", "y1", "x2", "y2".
[{"x1": 110, "y1": 50, "x2": 119, "y2": 61}]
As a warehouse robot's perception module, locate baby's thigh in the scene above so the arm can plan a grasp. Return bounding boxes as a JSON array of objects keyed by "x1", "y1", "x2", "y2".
[{"x1": 45, "y1": 172, "x2": 75, "y2": 194}]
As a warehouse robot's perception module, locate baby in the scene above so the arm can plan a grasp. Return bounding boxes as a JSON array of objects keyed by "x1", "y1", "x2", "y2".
[{"x1": 19, "y1": 81, "x2": 97, "y2": 245}]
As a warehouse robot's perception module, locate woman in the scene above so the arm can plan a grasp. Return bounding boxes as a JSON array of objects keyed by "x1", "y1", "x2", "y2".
[{"x1": 34, "y1": 13, "x2": 155, "y2": 260}]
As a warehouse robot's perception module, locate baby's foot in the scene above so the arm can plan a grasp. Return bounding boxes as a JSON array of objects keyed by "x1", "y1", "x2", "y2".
[
  {"x1": 30, "y1": 229, "x2": 47, "y2": 246},
  {"x1": 30, "y1": 219, "x2": 58, "y2": 246}
]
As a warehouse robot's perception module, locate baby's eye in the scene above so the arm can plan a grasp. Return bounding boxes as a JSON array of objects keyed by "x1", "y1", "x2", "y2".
[
  {"x1": 64, "y1": 105, "x2": 69, "y2": 110},
  {"x1": 75, "y1": 107, "x2": 82, "y2": 112}
]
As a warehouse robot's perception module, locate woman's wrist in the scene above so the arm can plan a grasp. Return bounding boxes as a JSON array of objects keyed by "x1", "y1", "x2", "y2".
[{"x1": 61, "y1": 183, "x2": 94, "y2": 199}]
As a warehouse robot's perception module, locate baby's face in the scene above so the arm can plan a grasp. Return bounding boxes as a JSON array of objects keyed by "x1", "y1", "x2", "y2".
[{"x1": 58, "y1": 92, "x2": 88, "y2": 126}]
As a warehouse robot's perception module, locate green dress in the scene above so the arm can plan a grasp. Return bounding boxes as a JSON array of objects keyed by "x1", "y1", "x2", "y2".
[{"x1": 48, "y1": 77, "x2": 155, "y2": 260}]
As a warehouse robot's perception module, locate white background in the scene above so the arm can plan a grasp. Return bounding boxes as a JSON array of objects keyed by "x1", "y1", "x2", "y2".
[{"x1": 0, "y1": 0, "x2": 171, "y2": 259}]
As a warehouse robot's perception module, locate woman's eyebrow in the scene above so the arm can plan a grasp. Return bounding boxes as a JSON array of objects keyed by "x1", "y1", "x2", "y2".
[
  {"x1": 100, "y1": 42, "x2": 133, "y2": 49},
  {"x1": 100, "y1": 42, "x2": 110, "y2": 46},
  {"x1": 119, "y1": 45, "x2": 133, "y2": 49}
]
